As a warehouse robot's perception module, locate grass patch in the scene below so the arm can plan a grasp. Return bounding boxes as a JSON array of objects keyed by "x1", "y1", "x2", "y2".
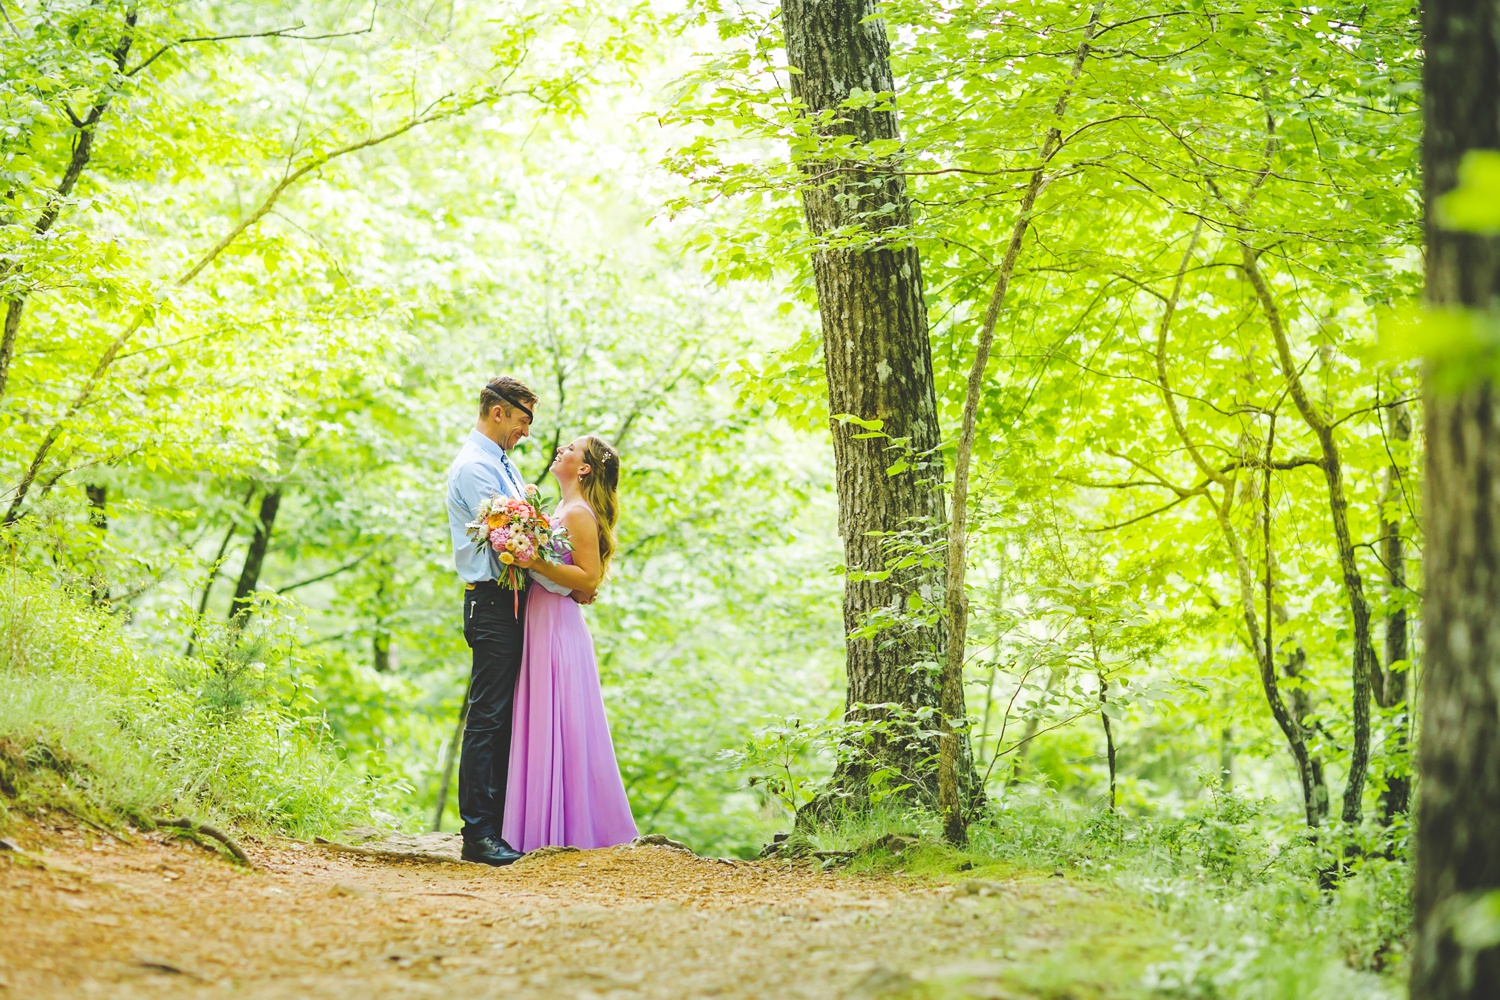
[
  {"x1": 771, "y1": 805, "x2": 1170, "y2": 998},
  {"x1": 0, "y1": 570, "x2": 411, "y2": 838},
  {"x1": 770, "y1": 792, "x2": 1407, "y2": 999}
]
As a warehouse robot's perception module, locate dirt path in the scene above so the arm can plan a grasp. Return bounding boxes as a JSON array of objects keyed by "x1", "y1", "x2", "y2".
[{"x1": 0, "y1": 820, "x2": 1161, "y2": 999}]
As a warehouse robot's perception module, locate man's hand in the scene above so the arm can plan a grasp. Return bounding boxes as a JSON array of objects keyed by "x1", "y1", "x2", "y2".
[{"x1": 572, "y1": 588, "x2": 597, "y2": 606}]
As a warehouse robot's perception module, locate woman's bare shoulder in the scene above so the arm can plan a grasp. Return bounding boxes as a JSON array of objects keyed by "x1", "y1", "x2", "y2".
[{"x1": 560, "y1": 504, "x2": 599, "y2": 536}]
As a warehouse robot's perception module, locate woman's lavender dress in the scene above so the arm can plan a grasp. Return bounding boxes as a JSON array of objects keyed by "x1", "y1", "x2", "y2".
[{"x1": 501, "y1": 545, "x2": 637, "y2": 852}]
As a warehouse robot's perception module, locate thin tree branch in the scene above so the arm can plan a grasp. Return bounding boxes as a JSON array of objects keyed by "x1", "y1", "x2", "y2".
[
  {"x1": 1085, "y1": 493, "x2": 1199, "y2": 532},
  {"x1": 275, "y1": 553, "x2": 370, "y2": 593},
  {"x1": 127, "y1": 9, "x2": 378, "y2": 78},
  {"x1": 1153, "y1": 216, "x2": 1216, "y2": 482},
  {"x1": 4, "y1": 89, "x2": 508, "y2": 525},
  {"x1": 0, "y1": 0, "x2": 21, "y2": 39},
  {"x1": 0, "y1": 9, "x2": 138, "y2": 398}
]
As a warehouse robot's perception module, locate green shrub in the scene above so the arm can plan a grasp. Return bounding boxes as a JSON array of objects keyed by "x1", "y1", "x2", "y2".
[
  {"x1": 0, "y1": 570, "x2": 411, "y2": 836},
  {"x1": 969, "y1": 789, "x2": 1409, "y2": 999}
]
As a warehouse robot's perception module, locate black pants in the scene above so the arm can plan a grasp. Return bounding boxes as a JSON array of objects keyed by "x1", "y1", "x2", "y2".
[{"x1": 458, "y1": 582, "x2": 526, "y2": 844}]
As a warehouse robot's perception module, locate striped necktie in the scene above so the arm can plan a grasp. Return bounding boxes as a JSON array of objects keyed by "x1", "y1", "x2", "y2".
[{"x1": 499, "y1": 451, "x2": 523, "y2": 497}]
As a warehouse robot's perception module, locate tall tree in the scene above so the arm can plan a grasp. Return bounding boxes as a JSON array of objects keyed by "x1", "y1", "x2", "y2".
[
  {"x1": 780, "y1": 0, "x2": 954, "y2": 804},
  {"x1": 939, "y1": 0, "x2": 1102, "y2": 845},
  {"x1": 1412, "y1": 1, "x2": 1500, "y2": 996}
]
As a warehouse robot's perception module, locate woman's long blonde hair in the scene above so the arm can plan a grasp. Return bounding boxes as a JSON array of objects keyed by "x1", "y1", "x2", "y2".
[{"x1": 579, "y1": 435, "x2": 620, "y2": 575}]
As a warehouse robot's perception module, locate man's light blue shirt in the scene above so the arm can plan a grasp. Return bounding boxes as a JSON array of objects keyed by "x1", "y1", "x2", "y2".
[{"x1": 447, "y1": 429, "x2": 527, "y2": 583}]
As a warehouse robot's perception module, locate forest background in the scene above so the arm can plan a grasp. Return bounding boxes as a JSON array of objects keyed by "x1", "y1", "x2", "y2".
[{"x1": 1, "y1": 1, "x2": 1421, "y2": 996}]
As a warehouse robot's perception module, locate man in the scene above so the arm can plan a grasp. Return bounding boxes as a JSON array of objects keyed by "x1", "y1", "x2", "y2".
[{"x1": 445, "y1": 376, "x2": 540, "y2": 866}]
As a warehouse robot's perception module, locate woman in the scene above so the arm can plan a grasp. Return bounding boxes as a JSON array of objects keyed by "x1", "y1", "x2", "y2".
[{"x1": 502, "y1": 434, "x2": 638, "y2": 851}]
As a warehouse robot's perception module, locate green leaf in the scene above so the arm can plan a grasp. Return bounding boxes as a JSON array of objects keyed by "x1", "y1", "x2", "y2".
[
  {"x1": 1438, "y1": 150, "x2": 1500, "y2": 234},
  {"x1": 833, "y1": 413, "x2": 884, "y2": 432}
]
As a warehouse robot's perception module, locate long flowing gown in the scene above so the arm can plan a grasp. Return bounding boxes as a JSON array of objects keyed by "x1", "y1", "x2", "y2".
[{"x1": 501, "y1": 527, "x2": 637, "y2": 852}]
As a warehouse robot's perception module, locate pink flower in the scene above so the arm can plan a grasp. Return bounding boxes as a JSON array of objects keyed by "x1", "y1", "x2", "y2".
[{"x1": 489, "y1": 527, "x2": 508, "y2": 550}]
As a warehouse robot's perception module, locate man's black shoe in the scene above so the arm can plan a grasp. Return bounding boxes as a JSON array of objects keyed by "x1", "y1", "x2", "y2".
[{"x1": 461, "y1": 835, "x2": 523, "y2": 867}]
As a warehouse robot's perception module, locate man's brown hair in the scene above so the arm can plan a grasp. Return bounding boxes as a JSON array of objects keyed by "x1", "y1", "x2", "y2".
[{"x1": 480, "y1": 376, "x2": 538, "y2": 419}]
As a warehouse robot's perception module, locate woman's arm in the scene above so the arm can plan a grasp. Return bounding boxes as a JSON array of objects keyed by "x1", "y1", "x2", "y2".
[{"x1": 520, "y1": 506, "x2": 602, "y2": 592}]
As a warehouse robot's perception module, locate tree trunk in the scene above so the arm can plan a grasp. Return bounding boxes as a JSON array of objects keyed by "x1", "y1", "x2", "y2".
[
  {"x1": 1152, "y1": 221, "x2": 1322, "y2": 827},
  {"x1": 1282, "y1": 645, "x2": 1330, "y2": 823},
  {"x1": 1262, "y1": 416, "x2": 1329, "y2": 824},
  {"x1": 1097, "y1": 670, "x2": 1116, "y2": 813},
  {"x1": 781, "y1": 0, "x2": 952, "y2": 808},
  {"x1": 936, "y1": 0, "x2": 1103, "y2": 845},
  {"x1": 1214, "y1": 494, "x2": 1325, "y2": 827},
  {"x1": 228, "y1": 490, "x2": 282, "y2": 627},
  {"x1": 85, "y1": 484, "x2": 109, "y2": 604},
  {"x1": 432, "y1": 696, "x2": 470, "y2": 832},
  {"x1": 372, "y1": 567, "x2": 395, "y2": 672},
  {"x1": 373, "y1": 632, "x2": 396, "y2": 671},
  {"x1": 1379, "y1": 400, "x2": 1413, "y2": 825},
  {"x1": 1244, "y1": 247, "x2": 1377, "y2": 826},
  {"x1": 185, "y1": 486, "x2": 256, "y2": 656},
  {"x1": 1218, "y1": 724, "x2": 1234, "y2": 792},
  {"x1": 1411, "y1": 3, "x2": 1500, "y2": 995}
]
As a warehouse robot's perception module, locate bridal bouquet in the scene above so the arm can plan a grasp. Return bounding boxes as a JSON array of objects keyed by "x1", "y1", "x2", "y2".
[{"x1": 465, "y1": 485, "x2": 571, "y2": 610}]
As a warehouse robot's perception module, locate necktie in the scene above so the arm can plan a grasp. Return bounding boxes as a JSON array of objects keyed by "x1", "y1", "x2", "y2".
[{"x1": 500, "y1": 452, "x2": 523, "y2": 496}]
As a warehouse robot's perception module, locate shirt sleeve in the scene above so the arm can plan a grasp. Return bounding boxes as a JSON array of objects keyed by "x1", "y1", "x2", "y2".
[
  {"x1": 453, "y1": 460, "x2": 507, "y2": 518},
  {"x1": 448, "y1": 458, "x2": 509, "y2": 581}
]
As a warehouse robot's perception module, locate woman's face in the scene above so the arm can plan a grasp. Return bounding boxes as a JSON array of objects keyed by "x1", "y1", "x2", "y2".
[{"x1": 550, "y1": 436, "x2": 592, "y2": 484}]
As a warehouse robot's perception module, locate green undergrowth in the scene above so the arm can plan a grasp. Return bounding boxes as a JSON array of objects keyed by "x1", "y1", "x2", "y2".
[
  {"x1": 0, "y1": 570, "x2": 411, "y2": 839},
  {"x1": 778, "y1": 791, "x2": 1407, "y2": 1000},
  {"x1": 771, "y1": 812, "x2": 1163, "y2": 1000}
]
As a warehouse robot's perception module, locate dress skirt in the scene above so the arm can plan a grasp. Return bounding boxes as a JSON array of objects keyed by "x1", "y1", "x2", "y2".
[{"x1": 501, "y1": 581, "x2": 637, "y2": 851}]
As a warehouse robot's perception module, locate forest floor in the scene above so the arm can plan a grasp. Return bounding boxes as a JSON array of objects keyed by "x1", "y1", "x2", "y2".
[{"x1": 0, "y1": 817, "x2": 1167, "y2": 999}]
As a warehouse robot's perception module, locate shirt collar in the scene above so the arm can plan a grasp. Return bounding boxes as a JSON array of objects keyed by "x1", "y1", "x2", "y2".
[{"x1": 468, "y1": 429, "x2": 509, "y2": 462}]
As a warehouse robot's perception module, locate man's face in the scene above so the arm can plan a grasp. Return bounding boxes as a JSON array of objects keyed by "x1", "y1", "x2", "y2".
[{"x1": 494, "y1": 405, "x2": 532, "y2": 450}]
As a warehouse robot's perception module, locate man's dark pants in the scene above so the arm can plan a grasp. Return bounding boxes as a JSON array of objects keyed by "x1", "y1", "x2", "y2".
[{"x1": 459, "y1": 581, "x2": 526, "y2": 844}]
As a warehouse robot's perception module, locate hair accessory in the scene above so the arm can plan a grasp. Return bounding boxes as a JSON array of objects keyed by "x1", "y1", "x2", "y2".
[{"x1": 484, "y1": 383, "x2": 533, "y2": 420}]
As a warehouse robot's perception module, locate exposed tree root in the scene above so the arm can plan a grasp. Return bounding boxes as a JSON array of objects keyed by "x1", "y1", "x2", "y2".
[
  {"x1": 311, "y1": 838, "x2": 468, "y2": 866},
  {"x1": 154, "y1": 817, "x2": 254, "y2": 869}
]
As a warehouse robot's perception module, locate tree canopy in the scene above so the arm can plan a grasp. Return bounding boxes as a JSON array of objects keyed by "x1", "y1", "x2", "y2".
[{"x1": 2, "y1": 2, "x2": 1433, "y2": 993}]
